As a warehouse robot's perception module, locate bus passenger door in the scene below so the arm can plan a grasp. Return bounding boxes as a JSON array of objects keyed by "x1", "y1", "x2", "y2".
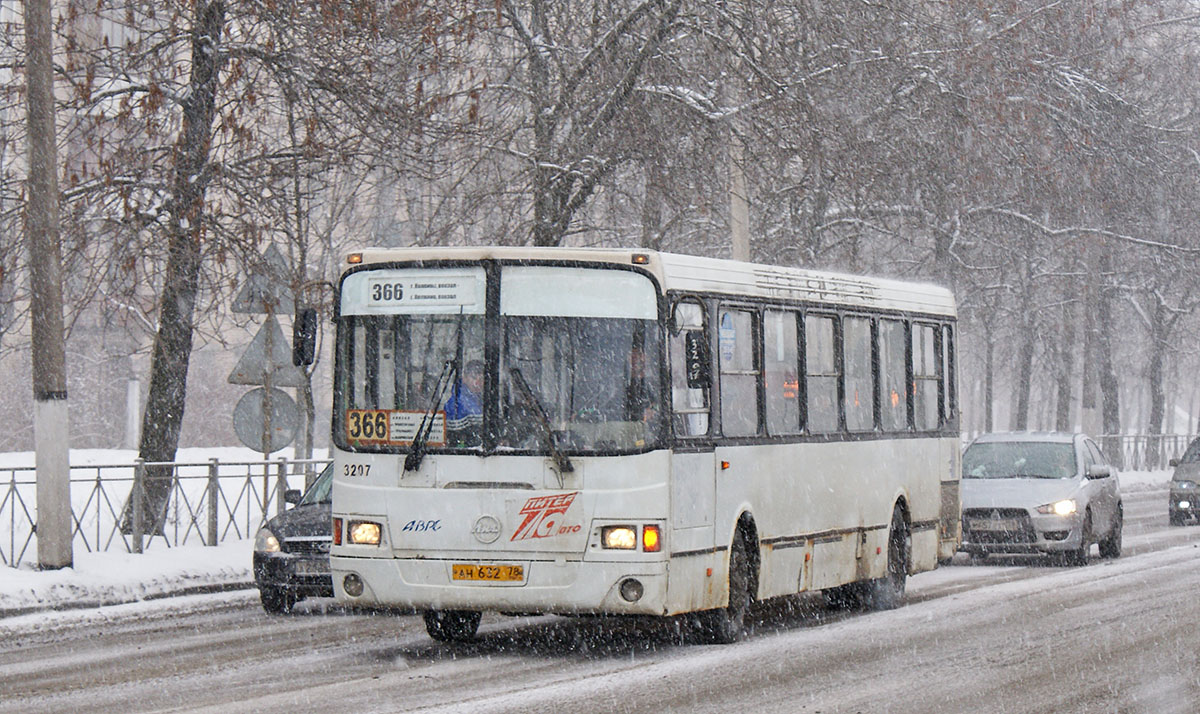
[
  {"x1": 668, "y1": 297, "x2": 717, "y2": 552},
  {"x1": 671, "y1": 449, "x2": 716, "y2": 543}
]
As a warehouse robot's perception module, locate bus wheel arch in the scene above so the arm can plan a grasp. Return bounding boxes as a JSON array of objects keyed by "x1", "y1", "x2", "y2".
[
  {"x1": 696, "y1": 513, "x2": 758, "y2": 643},
  {"x1": 736, "y1": 512, "x2": 760, "y2": 601},
  {"x1": 861, "y1": 500, "x2": 910, "y2": 611}
]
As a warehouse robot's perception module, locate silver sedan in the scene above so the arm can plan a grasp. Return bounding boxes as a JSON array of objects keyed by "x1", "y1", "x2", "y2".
[{"x1": 958, "y1": 432, "x2": 1122, "y2": 566}]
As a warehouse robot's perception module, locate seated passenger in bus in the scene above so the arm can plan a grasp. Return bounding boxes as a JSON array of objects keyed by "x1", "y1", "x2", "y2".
[{"x1": 445, "y1": 360, "x2": 484, "y2": 445}]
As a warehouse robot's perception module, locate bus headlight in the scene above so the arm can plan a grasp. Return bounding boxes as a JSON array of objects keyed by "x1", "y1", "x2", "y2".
[
  {"x1": 602, "y1": 526, "x2": 637, "y2": 549},
  {"x1": 254, "y1": 527, "x2": 280, "y2": 553},
  {"x1": 1036, "y1": 499, "x2": 1077, "y2": 517},
  {"x1": 348, "y1": 520, "x2": 382, "y2": 545}
]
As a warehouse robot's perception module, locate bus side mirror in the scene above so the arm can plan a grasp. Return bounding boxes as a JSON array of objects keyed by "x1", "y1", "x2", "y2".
[
  {"x1": 293, "y1": 308, "x2": 318, "y2": 366},
  {"x1": 684, "y1": 331, "x2": 710, "y2": 389}
]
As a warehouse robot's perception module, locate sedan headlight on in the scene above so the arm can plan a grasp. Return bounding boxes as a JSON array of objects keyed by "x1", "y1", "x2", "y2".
[
  {"x1": 254, "y1": 526, "x2": 281, "y2": 553},
  {"x1": 1174, "y1": 480, "x2": 1197, "y2": 490},
  {"x1": 1036, "y1": 499, "x2": 1077, "y2": 516}
]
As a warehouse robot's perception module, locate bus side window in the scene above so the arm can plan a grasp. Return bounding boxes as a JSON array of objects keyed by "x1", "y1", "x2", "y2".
[
  {"x1": 718, "y1": 308, "x2": 759, "y2": 437},
  {"x1": 913, "y1": 323, "x2": 938, "y2": 430},
  {"x1": 843, "y1": 316, "x2": 874, "y2": 432},
  {"x1": 942, "y1": 324, "x2": 957, "y2": 426},
  {"x1": 764, "y1": 310, "x2": 801, "y2": 435},
  {"x1": 879, "y1": 319, "x2": 908, "y2": 431},
  {"x1": 670, "y1": 300, "x2": 710, "y2": 437},
  {"x1": 805, "y1": 314, "x2": 839, "y2": 433}
]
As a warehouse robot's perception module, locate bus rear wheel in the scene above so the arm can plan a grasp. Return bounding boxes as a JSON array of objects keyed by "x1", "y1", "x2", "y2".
[
  {"x1": 423, "y1": 610, "x2": 482, "y2": 642},
  {"x1": 861, "y1": 505, "x2": 909, "y2": 611},
  {"x1": 696, "y1": 533, "x2": 752, "y2": 644}
]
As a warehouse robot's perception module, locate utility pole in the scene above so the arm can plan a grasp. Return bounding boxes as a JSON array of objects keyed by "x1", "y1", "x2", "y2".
[
  {"x1": 25, "y1": 0, "x2": 72, "y2": 569},
  {"x1": 729, "y1": 132, "x2": 751, "y2": 262}
]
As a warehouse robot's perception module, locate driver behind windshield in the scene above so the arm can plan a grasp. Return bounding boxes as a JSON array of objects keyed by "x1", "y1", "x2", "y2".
[{"x1": 445, "y1": 359, "x2": 484, "y2": 445}]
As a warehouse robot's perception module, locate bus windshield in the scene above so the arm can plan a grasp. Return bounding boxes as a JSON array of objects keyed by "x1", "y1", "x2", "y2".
[
  {"x1": 499, "y1": 314, "x2": 662, "y2": 452},
  {"x1": 334, "y1": 264, "x2": 663, "y2": 455},
  {"x1": 497, "y1": 265, "x2": 663, "y2": 453}
]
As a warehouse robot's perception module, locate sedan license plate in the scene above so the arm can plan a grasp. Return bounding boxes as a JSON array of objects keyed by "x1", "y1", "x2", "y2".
[
  {"x1": 971, "y1": 518, "x2": 1021, "y2": 531},
  {"x1": 452, "y1": 563, "x2": 525, "y2": 582},
  {"x1": 294, "y1": 559, "x2": 330, "y2": 576}
]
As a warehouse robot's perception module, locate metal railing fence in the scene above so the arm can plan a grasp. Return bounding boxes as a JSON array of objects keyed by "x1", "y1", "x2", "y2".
[
  {"x1": 1, "y1": 458, "x2": 329, "y2": 569},
  {"x1": 1098, "y1": 434, "x2": 1195, "y2": 472}
]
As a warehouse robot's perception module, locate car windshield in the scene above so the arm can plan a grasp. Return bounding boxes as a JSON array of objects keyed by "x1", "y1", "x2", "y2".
[
  {"x1": 962, "y1": 441, "x2": 1077, "y2": 479},
  {"x1": 299, "y1": 465, "x2": 333, "y2": 505},
  {"x1": 1179, "y1": 438, "x2": 1200, "y2": 465}
]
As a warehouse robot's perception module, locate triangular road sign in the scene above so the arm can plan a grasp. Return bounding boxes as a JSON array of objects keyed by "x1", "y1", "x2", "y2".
[
  {"x1": 232, "y1": 245, "x2": 295, "y2": 314},
  {"x1": 227, "y1": 315, "x2": 306, "y2": 387}
]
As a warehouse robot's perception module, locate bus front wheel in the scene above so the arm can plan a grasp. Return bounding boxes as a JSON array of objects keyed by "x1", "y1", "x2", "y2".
[
  {"x1": 861, "y1": 505, "x2": 909, "y2": 611},
  {"x1": 423, "y1": 610, "x2": 482, "y2": 642},
  {"x1": 695, "y1": 532, "x2": 753, "y2": 644}
]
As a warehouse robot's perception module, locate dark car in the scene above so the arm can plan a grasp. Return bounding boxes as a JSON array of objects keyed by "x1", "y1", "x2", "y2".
[
  {"x1": 253, "y1": 464, "x2": 334, "y2": 613},
  {"x1": 1168, "y1": 438, "x2": 1200, "y2": 526}
]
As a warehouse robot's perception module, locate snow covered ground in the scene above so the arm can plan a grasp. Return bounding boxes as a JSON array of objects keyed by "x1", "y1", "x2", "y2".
[{"x1": 0, "y1": 457, "x2": 1171, "y2": 620}]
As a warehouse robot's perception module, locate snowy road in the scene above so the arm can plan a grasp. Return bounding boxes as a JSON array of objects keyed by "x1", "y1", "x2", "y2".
[{"x1": 4, "y1": 488, "x2": 1198, "y2": 713}]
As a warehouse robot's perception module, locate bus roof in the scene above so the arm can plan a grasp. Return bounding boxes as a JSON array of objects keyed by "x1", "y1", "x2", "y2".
[{"x1": 344, "y1": 246, "x2": 957, "y2": 317}]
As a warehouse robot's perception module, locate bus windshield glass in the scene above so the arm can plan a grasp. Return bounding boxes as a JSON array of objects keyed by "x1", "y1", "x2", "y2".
[
  {"x1": 499, "y1": 266, "x2": 662, "y2": 453},
  {"x1": 334, "y1": 264, "x2": 663, "y2": 454},
  {"x1": 336, "y1": 267, "x2": 487, "y2": 451}
]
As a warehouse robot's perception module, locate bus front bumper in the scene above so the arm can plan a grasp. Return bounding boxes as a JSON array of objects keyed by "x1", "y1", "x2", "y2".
[{"x1": 331, "y1": 555, "x2": 669, "y2": 616}]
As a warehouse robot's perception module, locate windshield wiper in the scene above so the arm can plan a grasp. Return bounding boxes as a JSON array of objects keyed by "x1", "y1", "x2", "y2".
[
  {"x1": 404, "y1": 358, "x2": 457, "y2": 472},
  {"x1": 406, "y1": 311, "x2": 468, "y2": 472},
  {"x1": 508, "y1": 367, "x2": 574, "y2": 479}
]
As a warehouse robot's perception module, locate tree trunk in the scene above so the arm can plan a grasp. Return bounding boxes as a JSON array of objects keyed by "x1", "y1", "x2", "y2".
[
  {"x1": 527, "y1": 0, "x2": 558, "y2": 248},
  {"x1": 129, "y1": 1, "x2": 225, "y2": 532},
  {"x1": 640, "y1": 161, "x2": 664, "y2": 250},
  {"x1": 984, "y1": 329, "x2": 995, "y2": 433},
  {"x1": 1012, "y1": 328, "x2": 1034, "y2": 431},
  {"x1": 1096, "y1": 250, "x2": 1123, "y2": 467},
  {"x1": 1145, "y1": 297, "x2": 1167, "y2": 468},
  {"x1": 1054, "y1": 299, "x2": 1074, "y2": 431}
]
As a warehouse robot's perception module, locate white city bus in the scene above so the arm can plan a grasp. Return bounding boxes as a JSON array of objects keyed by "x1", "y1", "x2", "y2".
[{"x1": 319, "y1": 246, "x2": 960, "y2": 643}]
